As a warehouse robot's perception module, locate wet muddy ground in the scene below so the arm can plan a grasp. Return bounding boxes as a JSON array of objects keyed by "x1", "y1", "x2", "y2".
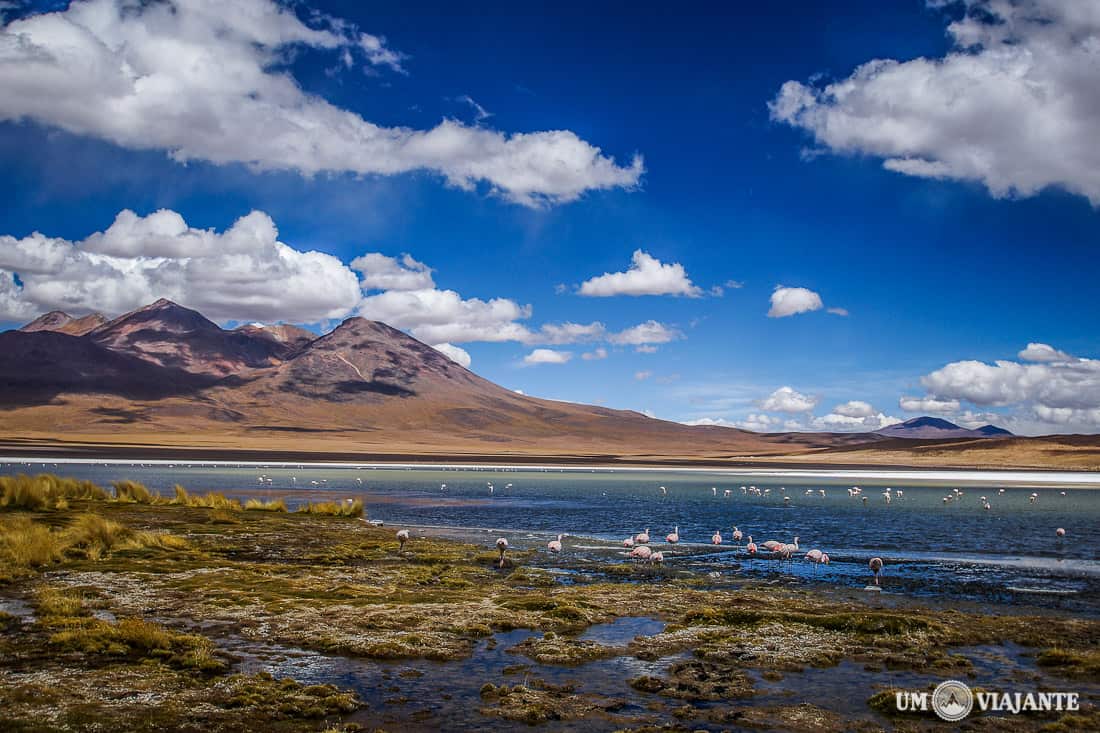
[{"x1": 2, "y1": 498, "x2": 1099, "y2": 731}]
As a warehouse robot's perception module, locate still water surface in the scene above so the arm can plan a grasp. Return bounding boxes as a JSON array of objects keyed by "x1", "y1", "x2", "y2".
[{"x1": 6, "y1": 460, "x2": 1098, "y2": 612}]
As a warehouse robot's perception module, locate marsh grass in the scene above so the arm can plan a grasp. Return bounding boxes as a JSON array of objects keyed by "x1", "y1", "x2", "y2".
[
  {"x1": 244, "y1": 498, "x2": 288, "y2": 512},
  {"x1": 112, "y1": 480, "x2": 156, "y2": 504},
  {"x1": 296, "y1": 499, "x2": 363, "y2": 518},
  {"x1": 170, "y1": 485, "x2": 242, "y2": 510},
  {"x1": 49, "y1": 616, "x2": 226, "y2": 672},
  {"x1": 63, "y1": 513, "x2": 189, "y2": 561},
  {"x1": 0, "y1": 515, "x2": 65, "y2": 571},
  {"x1": 0, "y1": 473, "x2": 107, "y2": 510}
]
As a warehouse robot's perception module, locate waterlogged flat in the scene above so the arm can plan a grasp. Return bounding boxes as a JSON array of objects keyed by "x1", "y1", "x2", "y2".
[{"x1": 1, "y1": 476, "x2": 1099, "y2": 731}]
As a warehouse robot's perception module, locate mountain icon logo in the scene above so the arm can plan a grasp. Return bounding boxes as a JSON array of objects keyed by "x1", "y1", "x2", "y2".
[{"x1": 932, "y1": 680, "x2": 974, "y2": 722}]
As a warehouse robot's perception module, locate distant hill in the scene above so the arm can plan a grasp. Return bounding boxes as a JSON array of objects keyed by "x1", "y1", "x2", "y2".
[{"x1": 876, "y1": 416, "x2": 1013, "y2": 439}]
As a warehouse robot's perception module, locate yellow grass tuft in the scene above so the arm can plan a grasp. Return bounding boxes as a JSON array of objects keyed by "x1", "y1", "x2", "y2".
[
  {"x1": 296, "y1": 498, "x2": 364, "y2": 518},
  {"x1": 0, "y1": 515, "x2": 65, "y2": 570},
  {"x1": 0, "y1": 473, "x2": 107, "y2": 510},
  {"x1": 111, "y1": 480, "x2": 156, "y2": 504},
  {"x1": 63, "y1": 513, "x2": 189, "y2": 560},
  {"x1": 169, "y1": 484, "x2": 241, "y2": 510},
  {"x1": 244, "y1": 498, "x2": 287, "y2": 512}
]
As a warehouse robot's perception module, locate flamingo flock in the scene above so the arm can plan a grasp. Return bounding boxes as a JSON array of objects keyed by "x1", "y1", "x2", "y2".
[{"x1": 370, "y1": 479, "x2": 1072, "y2": 592}]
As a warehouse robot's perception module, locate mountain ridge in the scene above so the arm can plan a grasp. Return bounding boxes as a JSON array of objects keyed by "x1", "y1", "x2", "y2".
[{"x1": 0, "y1": 300, "x2": 1045, "y2": 465}]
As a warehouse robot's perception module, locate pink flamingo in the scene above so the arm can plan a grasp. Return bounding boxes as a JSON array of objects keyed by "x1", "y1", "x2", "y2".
[
  {"x1": 732, "y1": 526, "x2": 743, "y2": 543},
  {"x1": 622, "y1": 536, "x2": 635, "y2": 548},
  {"x1": 745, "y1": 536, "x2": 757, "y2": 567},
  {"x1": 869, "y1": 557, "x2": 884, "y2": 585},
  {"x1": 396, "y1": 529, "x2": 410, "y2": 551},
  {"x1": 635, "y1": 528, "x2": 650, "y2": 544},
  {"x1": 630, "y1": 545, "x2": 652, "y2": 561},
  {"x1": 711, "y1": 529, "x2": 722, "y2": 545},
  {"x1": 1056, "y1": 527, "x2": 1066, "y2": 537},
  {"x1": 547, "y1": 534, "x2": 563, "y2": 553},
  {"x1": 762, "y1": 539, "x2": 783, "y2": 552},
  {"x1": 650, "y1": 551, "x2": 665, "y2": 565},
  {"x1": 666, "y1": 526, "x2": 680, "y2": 544},
  {"x1": 820, "y1": 552, "x2": 830, "y2": 565},
  {"x1": 496, "y1": 538, "x2": 509, "y2": 568}
]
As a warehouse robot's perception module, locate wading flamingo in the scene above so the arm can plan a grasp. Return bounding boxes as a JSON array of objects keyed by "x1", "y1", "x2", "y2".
[
  {"x1": 650, "y1": 551, "x2": 665, "y2": 565},
  {"x1": 630, "y1": 545, "x2": 652, "y2": 561},
  {"x1": 548, "y1": 534, "x2": 563, "y2": 553},
  {"x1": 869, "y1": 557, "x2": 884, "y2": 586},
  {"x1": 712, "y1": 530, "x2": 722, "y2": 545},
  {"x1": 1056, "y1": 527, "x2": 1066, "y2": 537},
  {"x1": 623, "y1": 536, "x2": 635, "y2": 548},
  {"x1": 635, "y1": 528, "x2": 651, "y2": 544},
  {"x1": 745, "y1": 536, "x2": 757, "y2": 555},
  {"x1": 496, "y1": 538, "x2": 509, "y2": 568},
  {"x1": 666, "y1": 526, "x2": 680, "y2": 544},
  {"x1": 396, "y1": 529, "x2": 410, "y2": 551},
  {"x1": 732, "y1": 526, "x2": 743, "y2": 543}
]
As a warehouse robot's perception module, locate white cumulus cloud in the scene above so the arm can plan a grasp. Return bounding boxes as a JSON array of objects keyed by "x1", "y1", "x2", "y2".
[
  {"x1": 899, "y1": 396, "x2": 962, "y2": 413},
  {"x1": 759, "y1": 386, "x2": 819, "y2": 413},
  {"x1": 578, "y1": 250, "x2": 702, "y2": 297},
  {"x1": 607, "y1": 320, "x2": 681, "y2": 345},
  {"x1": 770, "y1": 0, "x2": 1100, "y2": 205},
  {"x1": 0, "y1": 0, "x2": 642, "y2": 207},
  {"x1": 431, "y1": 342, "x2": 471, "y2": 368},
  {"x1": 1018, "y1": 342, "x2": 1073, "y2": 363},
  {"x1": 767, "y1": 286, "x2": 823, "y2": 318},
  {"x1": 523, "y1": 348, "x2": 571, "y2": 365},
  {"x1": 352, "y1": 253, "x2": 434, "y2": 292},
  {"x1": 913, "y1": 344, "x2": 1100, "y2": 433},
  {"x1": 832, "y1": 400, "x2": 874, "y2": 418}
]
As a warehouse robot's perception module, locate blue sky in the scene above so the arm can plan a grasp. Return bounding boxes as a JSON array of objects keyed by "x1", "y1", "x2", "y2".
[{"x1": 1, "y1": 0, "x2": 1098, "y2": 435}]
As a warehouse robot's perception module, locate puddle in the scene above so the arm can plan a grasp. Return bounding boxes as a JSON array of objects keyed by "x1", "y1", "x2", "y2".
[
  {"x1": 578, "y1": 616, "x2": 665, "y2": 645},
  {"x1": 0, "y1": 597, "x2": 35, "y2": 624}
]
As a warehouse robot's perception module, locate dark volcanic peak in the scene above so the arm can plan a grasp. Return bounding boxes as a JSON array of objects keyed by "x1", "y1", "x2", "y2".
[{"x1": 877, "y1": 416, "x2": 1013, "y2": 439}]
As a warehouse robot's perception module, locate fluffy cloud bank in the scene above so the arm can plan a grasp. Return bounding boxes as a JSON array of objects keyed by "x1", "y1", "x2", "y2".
[
  {"x1": 578, "y1": 250, "x2": 702, "y2": 297},
  {"x1": 0, "y1": 209, "x2": 683, "y2": 374},
  {"x1": 771, "y1": 0, "x2": 1100, "y2": 204},
  {"x1": 912, "y1": 343, "x2": 1100, "y2": 433},
  {"x1": 0, "y1": 208, "x2": 360, "y2": 323},
  {"x1": 0, "y1": 0, "x2": 642, "y2": 206}
]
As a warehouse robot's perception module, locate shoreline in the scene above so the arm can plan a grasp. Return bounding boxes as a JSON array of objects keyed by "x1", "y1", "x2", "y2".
[{"x1": 5, "y1": 453, "x2": 1100, "y2": 487}]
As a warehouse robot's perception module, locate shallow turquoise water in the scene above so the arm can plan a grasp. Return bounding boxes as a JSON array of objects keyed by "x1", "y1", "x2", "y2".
[{"x1": 7, "y1": 461, "x2": 1099, "y2": 613}]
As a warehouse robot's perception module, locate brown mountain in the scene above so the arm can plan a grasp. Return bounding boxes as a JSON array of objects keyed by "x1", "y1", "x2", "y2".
[
  {"x1": 0, "y1": 299, "x2": 1095, "y2": 469},
  {"x1": 87, "y1": 299, "x2": 298, "y2": 378},
  {"x1": 19, "y1": 310, "x2": 108, "y2": 336},
  {"x1": 233, "y1": 323, "x2": 315, "y2": 353}
]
